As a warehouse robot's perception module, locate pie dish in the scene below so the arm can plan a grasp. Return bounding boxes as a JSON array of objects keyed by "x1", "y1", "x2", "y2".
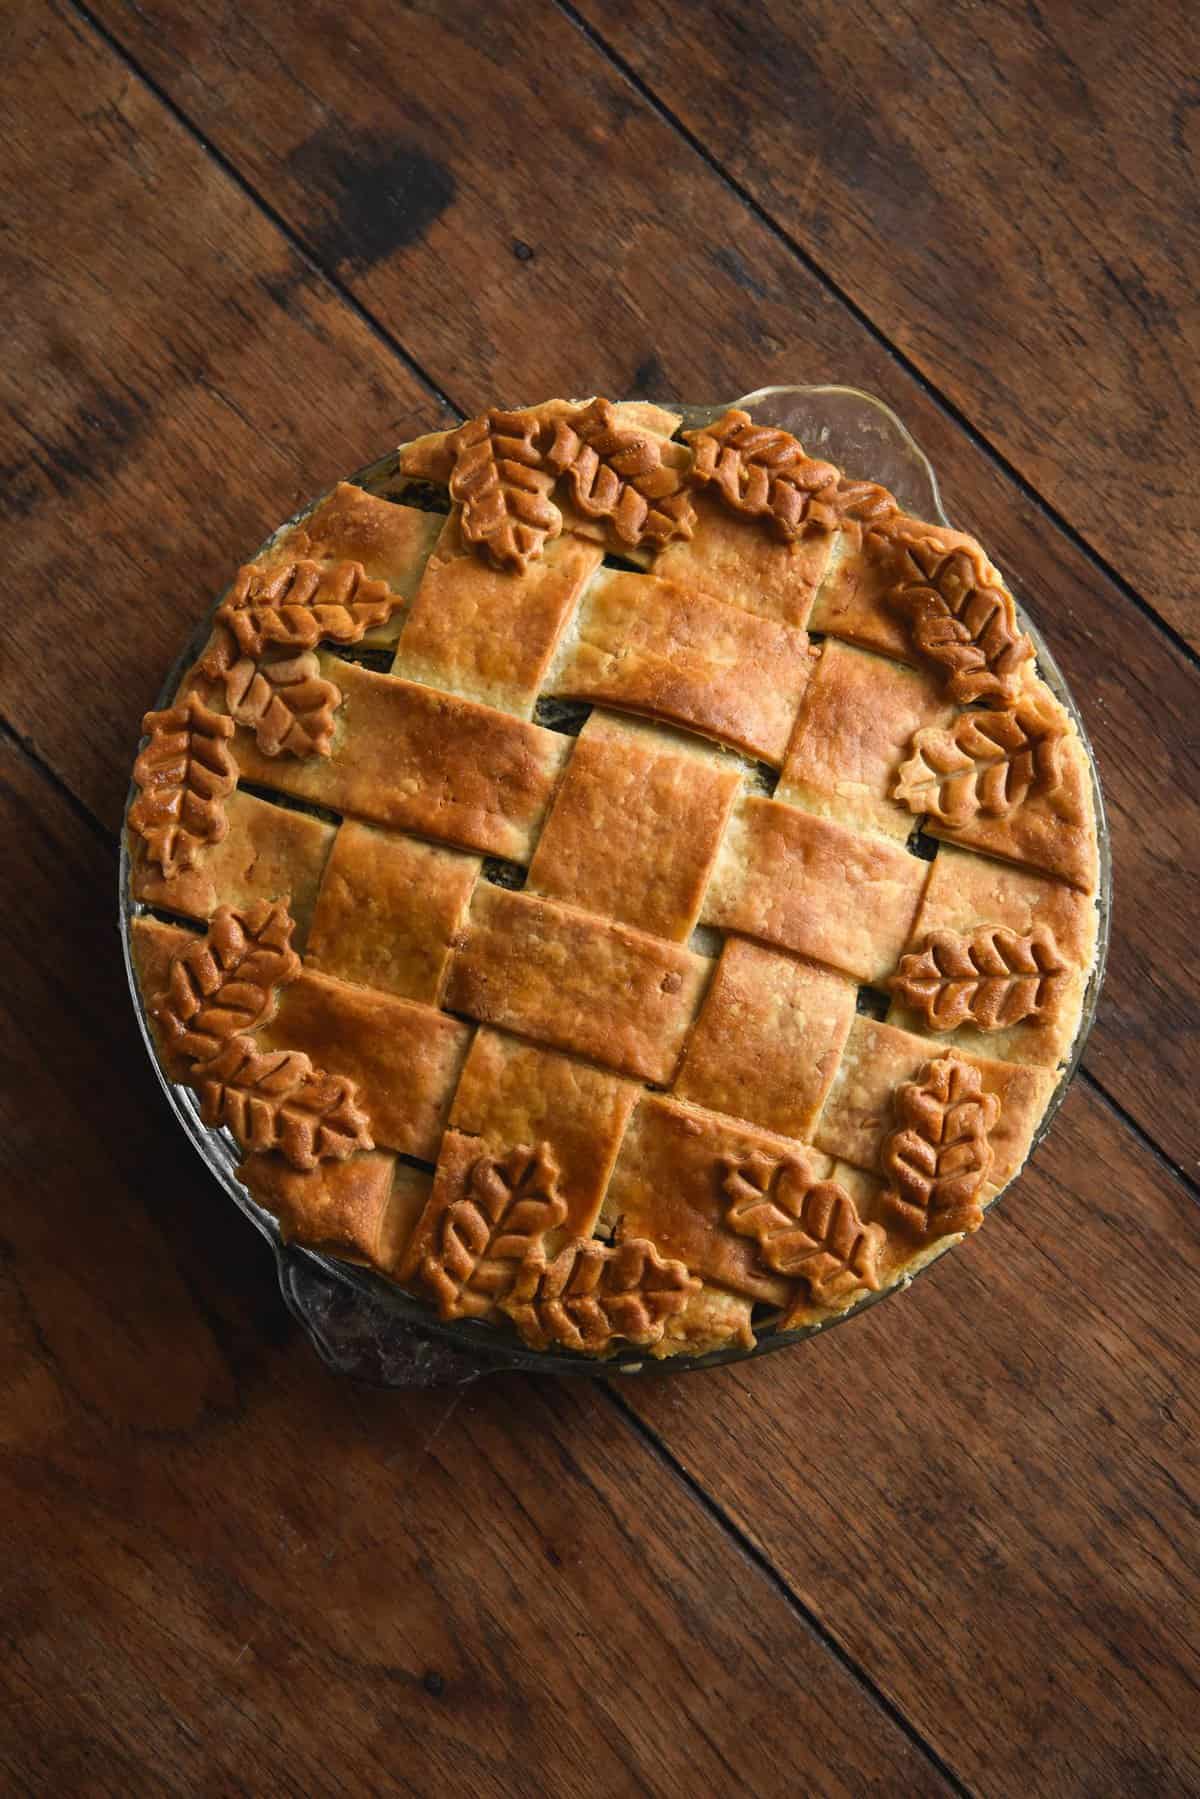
[{"x1": 123, "y1": 386, "x2": 1106, "y2": 1371}]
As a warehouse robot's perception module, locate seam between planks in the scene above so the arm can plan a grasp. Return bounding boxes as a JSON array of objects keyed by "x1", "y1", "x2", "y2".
[
  {"x1": 69, "y1": 0, "x2": 1200, "y2": 675},
  {"x1": 15, "y1": 661, "x2": 1190, "y2": 1213},
  {"x1": 65, "y1": 0, "x2": 464, "y2": 423},
  {"x1": 37, "y1": 12, "x2": 1200, "y2": 1203},
  {"x1": 17, "y1": 21, "x2": 1196, "y2": 1782},
  {"x1": 5, "y1": 701, "x2": 1195, "y2": 1787},
  {"x1": 551, "y1": 0, "x2": 1200, "y2": 676},
  {"x1": 0, "y1": 724, "x2": 983, "y2": 1799},
  {"x1": 1078, "y1": 1068, "x2": 1199, "y2": 1200},
  {"x1": 0, "y1": 717, "x2": 112, "y2": 853},
  {"x1": 602, "y1": 1384, "x2": 977, "y2": 1799},
  {"x1": 22, "y1": 4, "x2": 1200, "y2": 1204},
  {"x1": 9, "y1": 678, "x2": 1197, "y2": 1209}
]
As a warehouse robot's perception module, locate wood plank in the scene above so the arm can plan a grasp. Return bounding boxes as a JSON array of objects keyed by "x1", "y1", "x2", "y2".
[
  {"x1": 12, "y1": 0, "x2": 1199, "y2": 1165},
  {"x1": 79, "y1": 0, "x2": 1198, "y2": 627},
  {"x1": 619, "y1": 1084, "x2": 1200, "y2": 1795},
  {"x1": 0, "y1": 0, "x2": 453, "y2": 829},
  {"x1": 0, "y1": 732, "x2": 952, "y2": 1798},
  {"x1": 6, "y1": 13, "x2": 1195, "y2": 1795},
  {"x1": 570, "y1": 0, "x2": 1200, "y2": 650}
]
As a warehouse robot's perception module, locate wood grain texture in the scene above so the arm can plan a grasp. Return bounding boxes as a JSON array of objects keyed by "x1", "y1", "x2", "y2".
[
  {"x1": 0, "y1": 0, "x2": 453, "y2": 828},
  {"x1": 24, "y1": 0, "x2": 1200, "y2": 1164},
  {"x1": 0, "y1": 733, "x2": 951, "y2": 1799},
  {"x1": 3, "y1": 5, "x2": 1198, "y2": 1794},
  {"x1": 572, "y1": 0, "x2": 1200, "y2": 650},
  {"x1": 622, "y1": 1085, "x2": 1200, "y2": 1793}
]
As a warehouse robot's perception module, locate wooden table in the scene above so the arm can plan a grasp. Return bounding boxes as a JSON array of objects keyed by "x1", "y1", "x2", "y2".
[{"x1": 4, "y1": 4, "x2": 1198, "y2": 1792}]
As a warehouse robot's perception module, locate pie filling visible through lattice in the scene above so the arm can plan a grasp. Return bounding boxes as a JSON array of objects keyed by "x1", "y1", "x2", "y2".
[{"x1": 126, "y1": 398, "x2": 1100, "y2": 1361}]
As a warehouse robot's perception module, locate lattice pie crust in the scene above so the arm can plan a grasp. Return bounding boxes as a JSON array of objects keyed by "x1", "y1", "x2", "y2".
[{"x1": 127, "y1": 400, "x2": 1099, "y2": 1360}]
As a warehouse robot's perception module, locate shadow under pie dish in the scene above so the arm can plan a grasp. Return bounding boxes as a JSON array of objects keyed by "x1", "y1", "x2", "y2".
[{"x1": 121, "y1": 386, "x2": 1108, "y2": 1375}]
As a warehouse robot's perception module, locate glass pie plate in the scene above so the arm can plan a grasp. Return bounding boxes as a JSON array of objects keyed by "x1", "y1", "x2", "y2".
[{"x1": 119, "y1": 385, "x2": 1111, "y2": 1385}]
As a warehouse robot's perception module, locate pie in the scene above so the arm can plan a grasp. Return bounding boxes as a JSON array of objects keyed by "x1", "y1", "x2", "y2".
[{"x1": 125, "y1": 397, "x2": 1101, "y2": 1362}]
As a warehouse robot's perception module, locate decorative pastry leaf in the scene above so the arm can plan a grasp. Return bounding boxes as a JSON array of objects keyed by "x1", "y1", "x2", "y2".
[
  {"x1": 201, "y1": 558, "x2": 397, "y2": 671},
  {"x1": 129, "y1": 691, "x2": 238, "y2": 878},
  {"x1": 892, "y1": 694, "x2": 1067, "y2": 825},
  {"x1": 687, "y1": 410, "x2": 833, "y2": 540},
  {"x1": 501, "y1": 1236, "x2": 699, "y2": 1354},
  {"x1": 722, "y1": 1151, "x2": 883, "y2": 1314},
  {"x1": 881, "y1": 532, "x2": 1034, "y2": 703},
  {"x1": 153, "y1": 900, "x2": 301, "y2": 1064},
  {"x1": 544, "y1": 397, "x2": 696, "y2": 548},
  {"x1": 827, "y1": 476, "x2": 898, "y2": 531},
  {"x1": 420, "y1": 1142, "x2": 569, "y2": 1320},
  {"x1": 890, "y1": 924, "x2": 1068, "y2": 1032},
  {"x1": 880, "y1": 1056, "x2": 999, "y2": 1240},
  {"x1": 685, "y1": 409, "x2": 895, "y2": 542},
  {"x1": 195, "y1": 1035, "x2": 373, "y2": 1170},
  {"x1": 449, "y1": 410, "x2": 562, "y2": 572},
  {"x1": 222, "y1": 649, "x2": 342, "y2": 757}
]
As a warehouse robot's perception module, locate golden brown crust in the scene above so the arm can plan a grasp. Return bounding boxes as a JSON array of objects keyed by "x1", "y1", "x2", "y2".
[
  {"x1": 810, "y1": 517, "x2": 985, "y2": 659},
  {"x1": 722, "y1": 1150, "x2": 884, "y2": 1316},
  {"x1": 446, "y1": 1029, "x2": 639, "y2": 1239},
  {"x1": 684, "y1": 409, "x2": 895, "y2": 544},
  {"x1": 449, "y1": 409, "x2": 563, "y2": 572},
  {"x1": 544, "y1": 397, "x2": 695, "y2": 550},
  {"x1": 137, "y1": 904, "x2": 379, "y2": 1174},
  {"x1": 601, "y1": 1095, "x2": 812, "y2": 1305},
  {"x1": 209, "y1": 484, "x2": 441, "y2": 657},
  {"x1": 238, "y1": 1150, "x2": 424, "y2": 1278},
  {"x1": 220, "y1": 654, "x2": 570, "y2": 862},
  {"x1": 129, "y1": 691, "x2": 238, "y2": 878},
  {"x1": 379, "y1": 1163, "x2": 437, "y2": 1273},
  {"x1": 606, "y1": 401, "x2": 685, "y2": 440},
  {"x1": 915, "y1": 692, "x2": 1099, "y2": 894},
  {"x1": 501, "y1": 1236, "x2": 699, "y2": 1354},
  {"x1": 402, "y1": 1136, "x2": 568, "y2": 1320},
  {"x1": 810, "y1": 1158, "x2": 973, "y2": 1312},
  {"x1": 195, "y1": 1035, "x2": 374, "y2": 1169},
  {"x1": 886, "y1": 842, "x2": 1097, "y2": 1067},
  {"x1": 390, "y1": 511, "x2": 601, "y2": 717},
  {"x1": 396, "y1": 428, "x2": 458, "y2": 483},
  {"x1": 128, "y1": 401, "x2": 1100, "y2": 1358},
  {"x1": 443, "y1": 885, "x2": 710, "y2": 1084},
  {"x1": 673, "y1": 937, "x2": 856, "y2": 1139},
  {"x1": 905, "y1": 841, "x2": 1097, "y2": 969},
  {"x1": 130, "y1": 788, "x2": 336, "y2": 949},
  {"x1": 130, "y1": 916, "x2": 201, "y2": 1082},
  {"x1": 220, "y1": 648, "x2": 342, "y2": 758},
  {"x1": 398, "y1": 402, "x2": 575, "y2": 484},
  {"x1": 890, "y1": 925, "x2": 1069, "y2": 1035},
  {"x1": 526, "y1": 713, "x2": 741, "y2": 941},
  {"x1": 876, "y1": 526, "x2": 1033, "y2": 703},
  {"x1": 305, "y1": 820, "x2": 479, "y2": 1004},
  {"x1": 653, "y1": 492, "x2": 833, "y2": 628},
  {"x1": 258, "y1": 967, "x2": 471, "y2": 1160},
  {"x1": 399, "y1": 400, "x2": 680, "y2": 490},
  {"x1": 778, "y1": 639, "x2": 955, "y2": 840},
  {"x1": 299, "y1": 482, "x2": 442, "y2": 601},
  {"x1": 892, "y1": 689, "x2": 1068, "y2": 826},
  {"x1": 205, "y1": 560, "x2": 398, "y2": 667},
  {"x1": 650, "y1": 1284, "x2": 757, "y2": 1358},
  {"x1": 812, "y1": 1016, "x2": 1055, "y2": 1198},
  {"x1": 702, "y1": 797, "x2": 930, "y2": 982},
  {"x1": 149, "y1": 901, "x2": 300, "y2": 1066},
  {"x1": 878, "y1": 1056, "x2": 999, "y2": 1241},
  {"x1": 546, "y1": 567, "x2": 812, "y2": 763}
]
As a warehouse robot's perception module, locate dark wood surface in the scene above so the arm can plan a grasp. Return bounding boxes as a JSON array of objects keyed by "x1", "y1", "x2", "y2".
[
  {"x1": 3, "y1": 3, "x2": 1197, "y2": 1793},
  {"x1": 574, "y1": 0, "x2": 1200, "y2": 652}
]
